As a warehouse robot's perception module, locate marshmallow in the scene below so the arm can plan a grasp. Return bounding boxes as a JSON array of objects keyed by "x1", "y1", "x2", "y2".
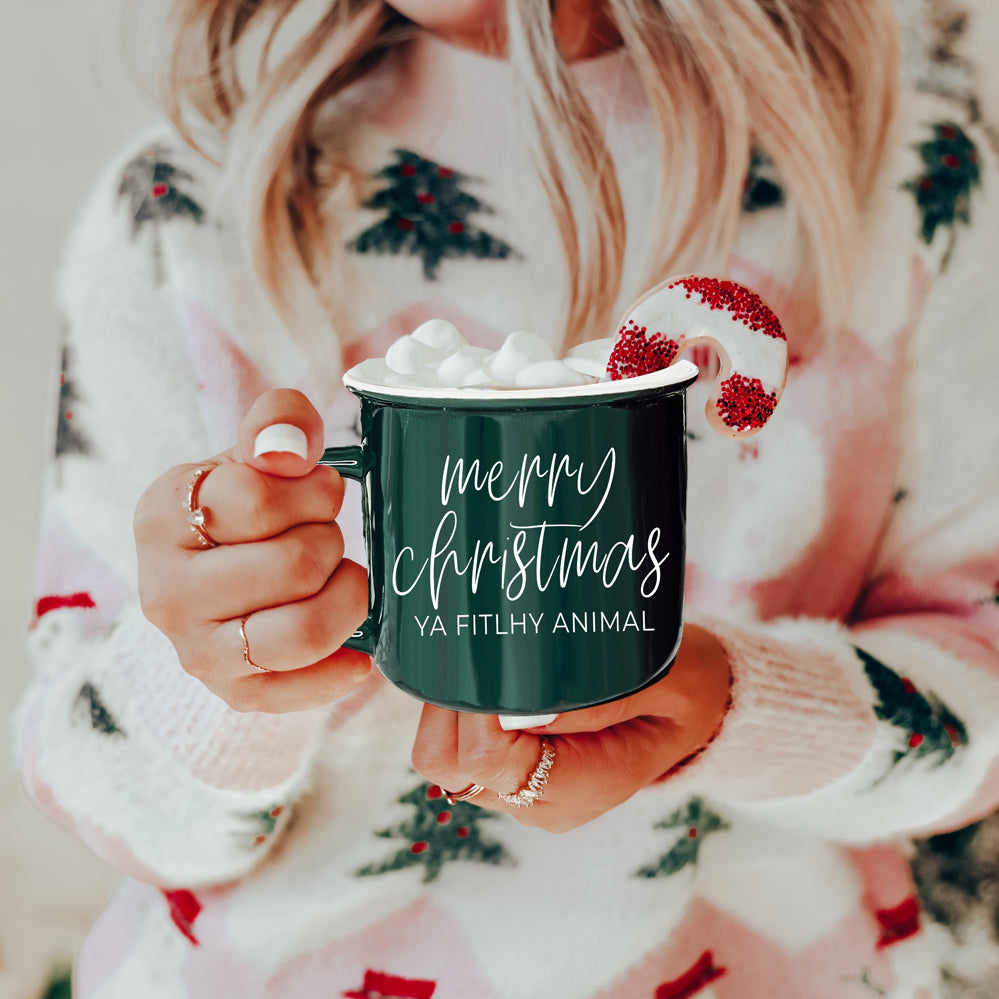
[
  {"x1": 410, "y1": 318, "x2": 466, "y2": 353},
  {"x1": 349, "y1": 357, "x2": 394, "y2": 383},
  {"x1": 436, "y1": 346, "x2": 492, "y2": 387},
  {"x1": 564, "y1": 338, "x2": 615, "y2": 379},
  {"x1": 384, "y1": 335, "x2": 447, "y2": 375},
  {"x1": 348, "y1": 323, "x2": 618, "y2": 392},
  {"x1": 483, "y1": 331, "x2": 555, "y2": 385},
  {"x1": 514, "y1": 360, "x2": 590, "y2": 388},
  {"x1": 461, "y1": 368, "x2": 496, "y2": 387},
  {"x1": 384, "y1": 368, "x2": 440, "y2": 388}
]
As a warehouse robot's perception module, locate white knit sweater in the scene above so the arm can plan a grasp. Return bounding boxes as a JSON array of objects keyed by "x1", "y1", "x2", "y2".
[{"x1": 13, "y1": 25, "x2": 999, "y2": 999}]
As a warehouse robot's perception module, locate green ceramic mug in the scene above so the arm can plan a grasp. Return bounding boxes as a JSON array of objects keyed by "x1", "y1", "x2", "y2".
[{"x1": 319, "y1": 359, "x2": 701, "y2": 714}]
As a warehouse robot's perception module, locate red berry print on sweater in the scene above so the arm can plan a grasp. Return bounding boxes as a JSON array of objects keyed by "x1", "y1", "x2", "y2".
[
  {"x1": 636, "y1": 798, "x2": 729, "y2": 878},
  {"x1": 118, "y1": 145, "x2": 204, "y2": 238},
  {"x1": 245, "y1": 803, "x2": 287, "y2": 848},
  {"x1": 356, "y1": 781, "x2": 512, "y2": 883},
  {"x1": 55, "y1": 346, "x2": 92, "y2": 458},
  {"x1": 162, "y1": 889, "x2": 202, "y2": 946},
  {"x1": 903, "y1": 120, "x2": 982, "y2": 269},
  {"x1": 655, "y1": 951, "x2": 727, "y2": 999},
  {"x1": 342, "y1": 969, "x2": 436, "y2": 998},
  {"x1": 855, "y1": 647, "x2": 968, "y2": 780},
  {"x1": 350, "y1": 149, "x2": 516, "y2": 280},
  {"x1": 116, "y1": 144, "x2": 206, "y2": 286}
]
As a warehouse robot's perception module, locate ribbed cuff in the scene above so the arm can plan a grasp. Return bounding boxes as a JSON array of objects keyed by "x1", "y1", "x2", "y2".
[
  {"x1": 672, "y1": 616, "x2": 877, "y2": 802},
  {"x1": 111, "y1": 606, "x2": 329, "y2": 791}
]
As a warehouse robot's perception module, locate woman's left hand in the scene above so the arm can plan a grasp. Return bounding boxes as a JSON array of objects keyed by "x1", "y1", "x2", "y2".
[{"x1": 410, "y1": 623, "x2": 732, "y2": 832}]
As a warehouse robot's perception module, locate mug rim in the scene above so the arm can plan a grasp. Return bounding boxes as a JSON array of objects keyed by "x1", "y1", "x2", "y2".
[{"x1": 343, "y1": 358, "x2": 700, "y2": 406}]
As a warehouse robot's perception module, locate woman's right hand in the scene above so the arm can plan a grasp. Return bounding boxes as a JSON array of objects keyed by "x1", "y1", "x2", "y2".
[{"x1": 134, "y1": 389, "x2": 371, "y2": 713}]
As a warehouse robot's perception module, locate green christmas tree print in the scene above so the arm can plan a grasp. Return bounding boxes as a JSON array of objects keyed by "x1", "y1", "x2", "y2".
[
  {"x1": 636, "y1": 798, "x2": 729, "y2": 879},
  {"x1": 742, "y1": 151, "x2": 784, "y2": 214},
  {"x1": 847, "y1": 968, "x2": 888, "y2": 996},
  {"x1": 40, "y1": 964, "x2": 72, "y2": 999},
  {"x1": 241, "y1": 803, "x2": 287, "y2": 849},
  {"x1": 74, "y1": 683, "x2": 125, "y2": 738},
  {"x1": 903, "y1": 120, "x2": 981, "y2": 268},
  {"x1": 350, "y1": 150, "x2": 516, "y2": 280},
  {"x1": 856, "y1": 647, "x2": 968, "y2": 780},
  {"x1": 56, "y1": 345, "x2": 91, "y2": 458},
  {"x1": 118, "y1": 145, "x2": 205, "y2": 237},
  {"x1": 356, "y1": 781, "x2": 513, "y2": 884}
]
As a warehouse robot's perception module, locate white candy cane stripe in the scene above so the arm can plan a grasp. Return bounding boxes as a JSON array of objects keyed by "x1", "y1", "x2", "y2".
[{"x1": 611, "y1": 275, "x2": 789, "y2": 437}]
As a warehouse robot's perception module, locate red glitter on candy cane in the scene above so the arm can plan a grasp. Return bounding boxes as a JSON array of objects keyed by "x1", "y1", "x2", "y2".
[
  {"x1": 673, "y1": 276, "x2": 785, "y2": 340},
  {"x1": 606, "y1": 320, "x2": 680, "y2": 380},
  {"x1": 716, "y1": 373, "x2": 778, "y2": 431}
]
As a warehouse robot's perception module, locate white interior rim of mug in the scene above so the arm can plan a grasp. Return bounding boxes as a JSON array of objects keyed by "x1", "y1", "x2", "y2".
[{"x1": 343, "y1": 359, "x2": 700, "y2": 402}]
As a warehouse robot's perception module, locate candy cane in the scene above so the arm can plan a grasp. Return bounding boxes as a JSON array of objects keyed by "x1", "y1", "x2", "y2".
[{"x1": 607, "y1": 275, "x2": 789, "y2": 437}]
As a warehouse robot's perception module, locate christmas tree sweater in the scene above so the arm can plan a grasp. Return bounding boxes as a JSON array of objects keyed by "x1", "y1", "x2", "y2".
[{"x1": 13, "y1": 25, "x2": 999, "y2": 999}]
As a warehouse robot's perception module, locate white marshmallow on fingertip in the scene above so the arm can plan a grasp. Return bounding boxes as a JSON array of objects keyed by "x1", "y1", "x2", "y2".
[
  {"x1": 410, "y1": 318, "x2": 466, "y2": 353},
  {"x1": 254, "y1": 423, "x2": 309, "y2": 459},
  {"x1": 498, "y1": 713, "x2": 559, "y2": 731}
]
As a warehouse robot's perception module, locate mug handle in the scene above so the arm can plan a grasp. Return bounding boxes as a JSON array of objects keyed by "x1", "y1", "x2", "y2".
[{"x1": 319, "y1": 444, "x2": 376, "y2": 657}]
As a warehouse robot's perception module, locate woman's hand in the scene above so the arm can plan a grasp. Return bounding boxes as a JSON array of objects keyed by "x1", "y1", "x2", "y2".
[
  {"x1": 411, "y1": 624, "x2": 731, "y2": 832},
  {"x1": 135, "y1": 389, "x2": 371, "y2": 713}
]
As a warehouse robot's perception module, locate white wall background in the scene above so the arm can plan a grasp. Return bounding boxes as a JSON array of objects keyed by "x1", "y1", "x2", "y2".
[
  {"x1": 0, "y1": 4, "x2": 157, "y2": 997},
  {"x1": 1, "y1": 3, "x2": 998, "y2": 998}
]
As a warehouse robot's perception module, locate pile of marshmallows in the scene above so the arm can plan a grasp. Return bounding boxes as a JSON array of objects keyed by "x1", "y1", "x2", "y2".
[
  {"x1": 348, "y1": 320, "x2": 615, "y2": 390},
  {"x1": 345, "y1": 275, "x2": 790, "y2": 437}
]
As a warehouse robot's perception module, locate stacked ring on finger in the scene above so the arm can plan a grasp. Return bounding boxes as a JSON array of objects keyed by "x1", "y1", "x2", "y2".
[
  {"x1": 240, "y1": 613, "x2": 272, "y2": 673},
  {"x1": 497, "y1": 737, "x2": 555, "y2": 808},
  {"x1": 186, "y1": 466, "x2": 219, "y2": 548},
  {"x1": 443, "y1": 783, "x2": 486, "y2": 805}
]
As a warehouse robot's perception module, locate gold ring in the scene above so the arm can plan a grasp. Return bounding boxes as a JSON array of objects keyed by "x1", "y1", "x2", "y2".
[
  {"x1": 497, "y1": 737, "x2": 555, "y2": 808},
  {"x1": 240, "y1": 614, "x2": 271, "y2": 673},
  {"x1": 186, "y1": 467, "x2": 218, "y2": 548},
  {"x1": 443, "y1": 783, "x2": 486, "y2": 805}
]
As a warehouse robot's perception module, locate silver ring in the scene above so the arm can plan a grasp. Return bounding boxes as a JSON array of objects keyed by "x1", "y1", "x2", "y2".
[
  {"x1": 186, "y1": 467, "x2": 218, "y2": 548},
  {"x1": 497, "y1": 737, "x2": 555, "y2": 808}
]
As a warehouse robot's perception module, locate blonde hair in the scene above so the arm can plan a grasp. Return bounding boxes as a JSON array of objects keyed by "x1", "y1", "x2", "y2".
[{"x1": 162, "y1": 0, "x2": 900, "y2": 367}]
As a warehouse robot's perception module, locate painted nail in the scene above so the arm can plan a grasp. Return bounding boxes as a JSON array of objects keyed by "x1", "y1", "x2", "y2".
[
  {"x1": 498, "y1": 713, "x2": 558, "y2": 731},
  {"x1": 253, "y1": 423, "x2": 308, "y2": 459}
]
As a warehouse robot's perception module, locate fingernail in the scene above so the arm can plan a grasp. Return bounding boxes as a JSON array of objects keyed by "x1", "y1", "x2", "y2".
[
  {"x1": 498, "y1": 713, "x2": 558, "y2": 731},
  {"x1": 254, "y1": 423, "x2": 308, "y2": 459}
]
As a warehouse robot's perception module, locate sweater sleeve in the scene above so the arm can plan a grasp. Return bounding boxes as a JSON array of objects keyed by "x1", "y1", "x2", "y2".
[
  {"x1": 670, "y1": 114, "x2": 999, "y2": 843},
  {"x1": 10, "y1": 134, "x2": 335, "y2": 889}
]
